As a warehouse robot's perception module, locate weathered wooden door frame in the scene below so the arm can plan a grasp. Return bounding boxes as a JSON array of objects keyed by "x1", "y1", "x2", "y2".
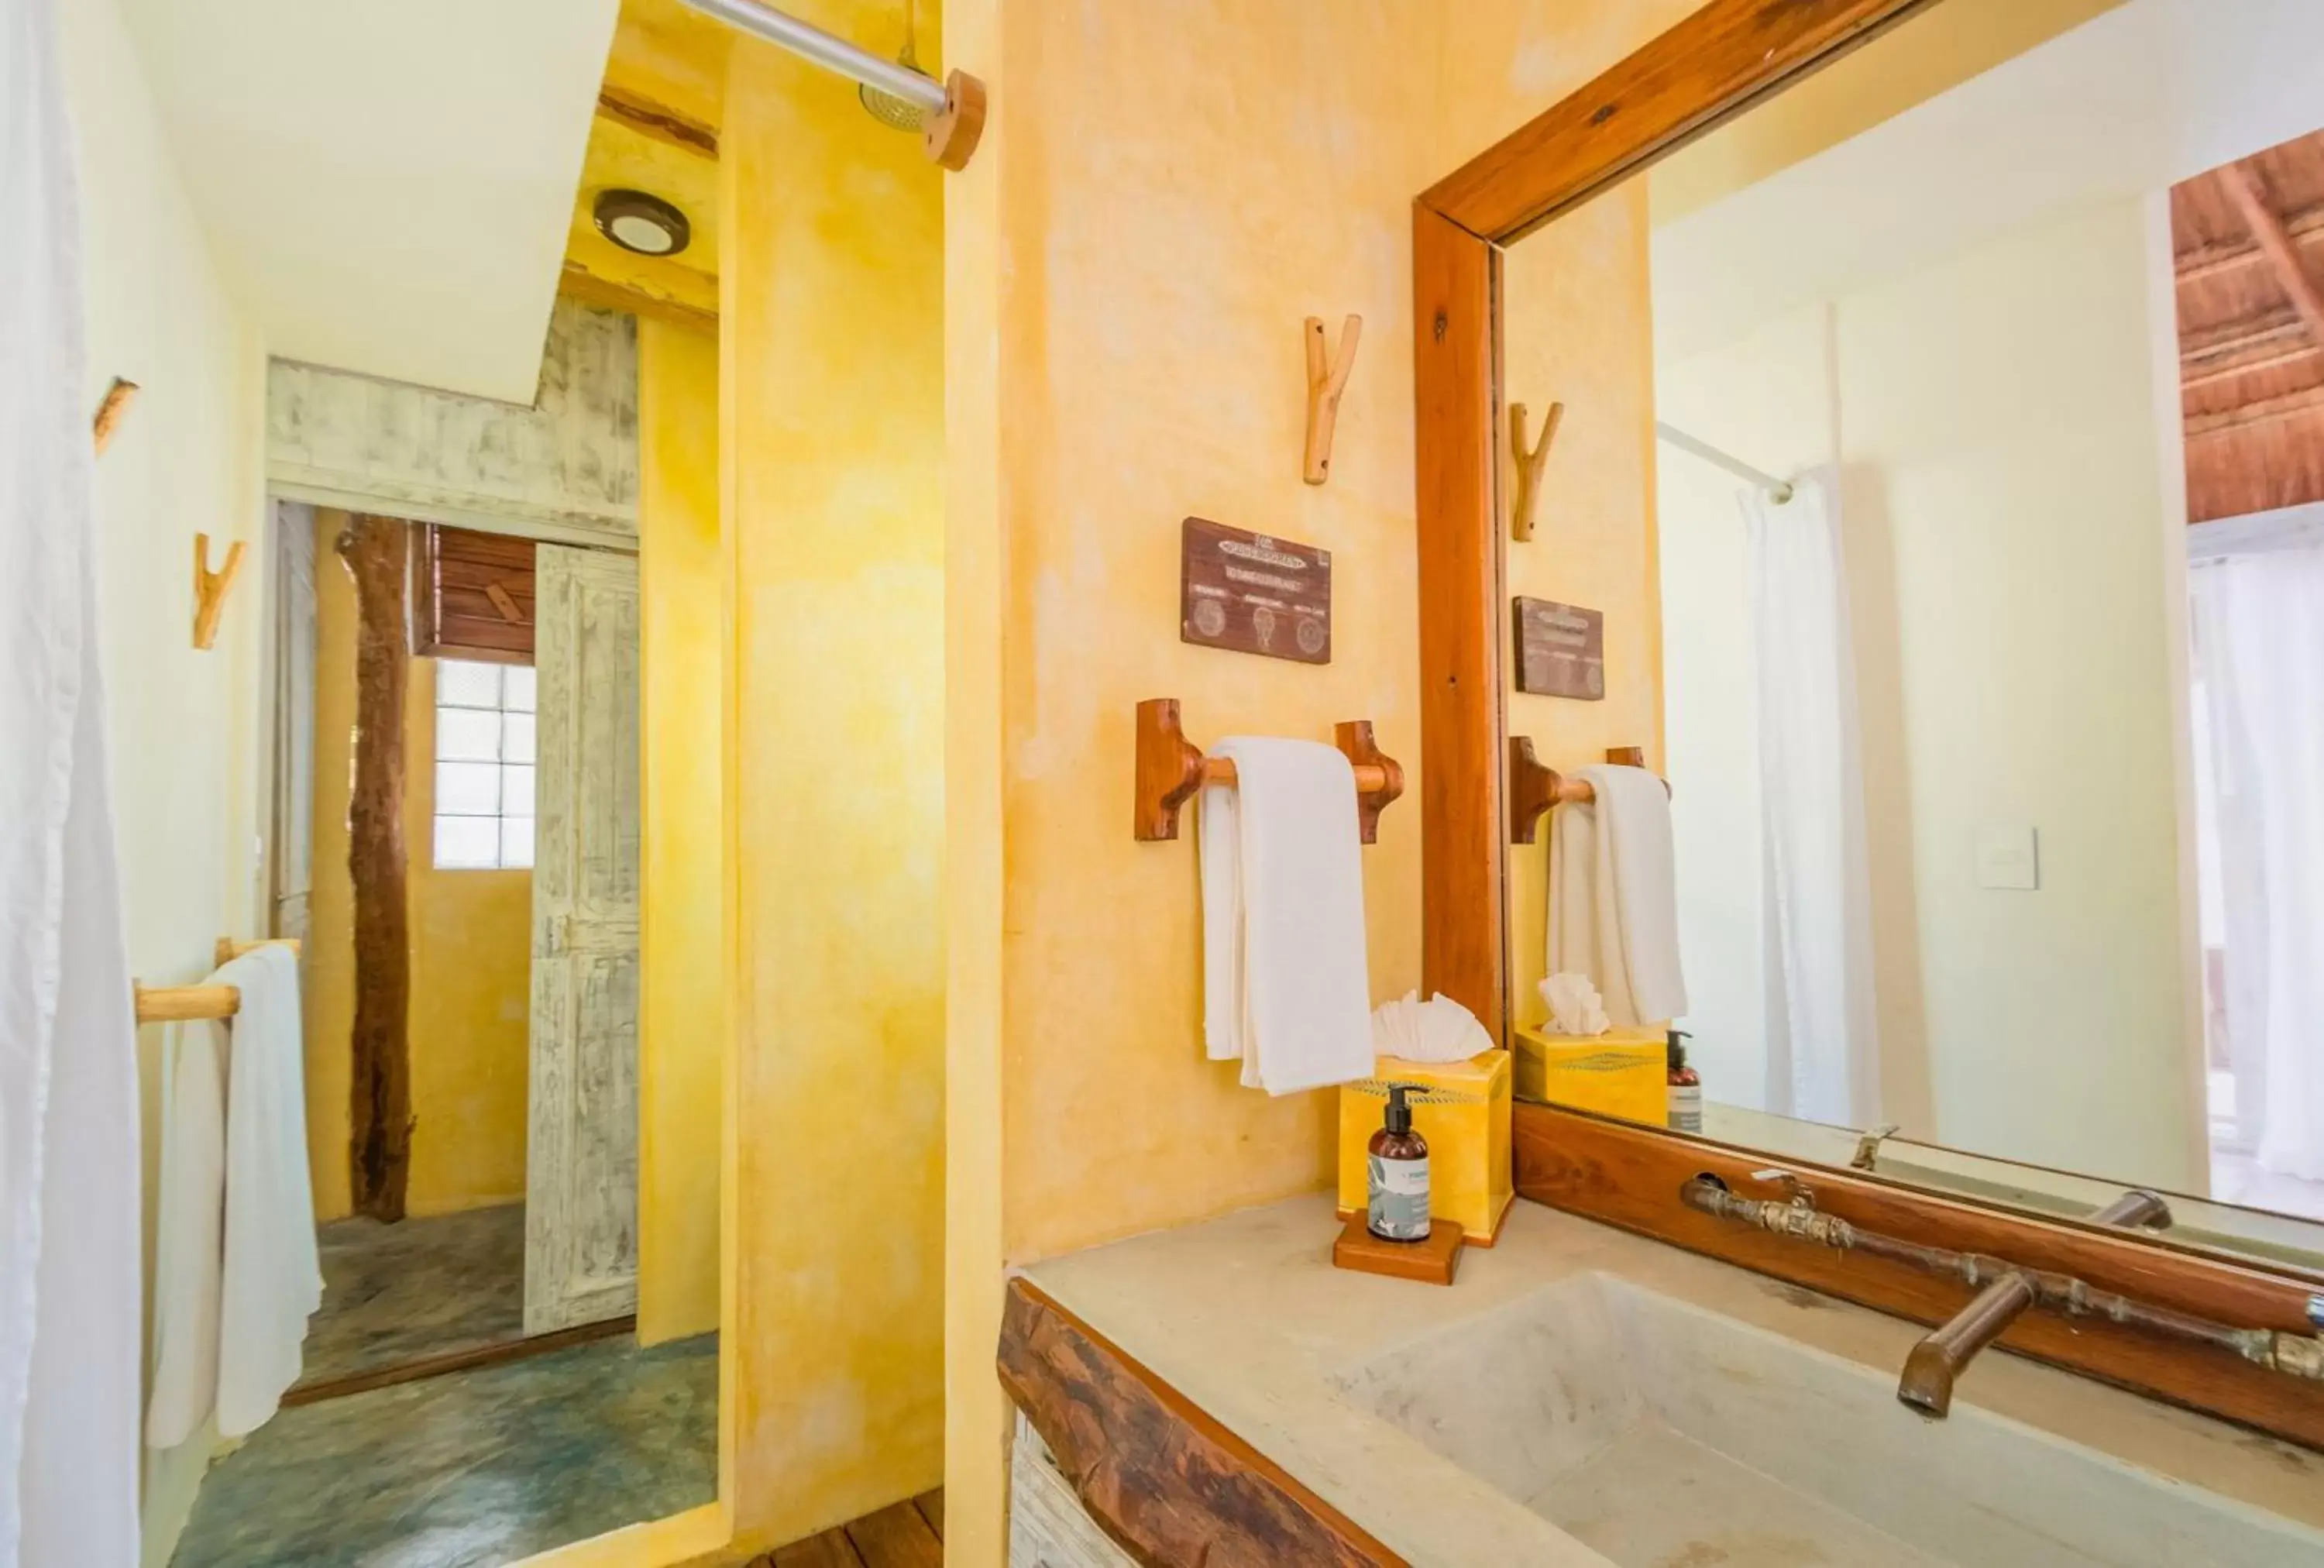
[{"x1": 1410, "y1": 0, "x2": 2324, "y2": 1449}]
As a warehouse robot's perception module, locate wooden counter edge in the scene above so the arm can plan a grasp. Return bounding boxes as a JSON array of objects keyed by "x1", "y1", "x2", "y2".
[{"x1": 996, "y1": 1277, "x2": 1410, "y2": 1568}]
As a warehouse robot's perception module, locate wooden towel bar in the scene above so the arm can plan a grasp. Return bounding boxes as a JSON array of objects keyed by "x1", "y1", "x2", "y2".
[
  {"x1": 133, "y1": 937, "x2": 301, "y2": 1024},
  {"x1": 1508, "y1": 740, "x2": 1666, "y2": 844},
  {"x1": 1134, "y1": 697, "x2": 1404, "y2": 844}
]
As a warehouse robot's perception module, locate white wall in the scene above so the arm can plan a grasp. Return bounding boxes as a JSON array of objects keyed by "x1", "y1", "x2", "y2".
[
  {"x1": 60, "y1": 0, "x2": 269, "y2": 1556},
  {"x1": 1657, "y1": 196, "x2": 2198, "y2": 1190}
]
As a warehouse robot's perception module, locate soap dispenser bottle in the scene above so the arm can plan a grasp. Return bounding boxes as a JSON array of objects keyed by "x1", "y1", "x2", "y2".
[
  {"x1": 1666, "y1": 1029, "x2": 1701, "y2": 1134},
  {"x1": 1367, "y1": 1083, "x2": 1432, "y2": 1242}
]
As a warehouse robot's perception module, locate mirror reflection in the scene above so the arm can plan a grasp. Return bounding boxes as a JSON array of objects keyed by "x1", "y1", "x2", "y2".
[{"x1": 1503, "y1": 0, "x2": 2324, "y2": 1264}]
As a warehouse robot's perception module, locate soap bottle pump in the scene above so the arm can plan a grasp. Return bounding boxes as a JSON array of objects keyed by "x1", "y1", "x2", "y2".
[
  {"x1": 1367, "y1": 1083, "x2": 1432, "y2": 1243},
  {"x1": 1666, "y1": 1029, "x2": 1701, "y2": 1134}
]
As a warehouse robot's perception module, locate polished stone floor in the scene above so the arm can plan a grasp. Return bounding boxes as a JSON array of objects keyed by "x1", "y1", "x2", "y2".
[
  {"x1": 172, "y1": 1332, "x2": 717, "y2": 1567},
  {"x1": 295, "y1": 1204, "x2": 528, "y2": 1389}
]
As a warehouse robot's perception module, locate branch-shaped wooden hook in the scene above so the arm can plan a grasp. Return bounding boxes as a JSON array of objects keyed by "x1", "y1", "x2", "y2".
[
  {"x1": 92, "y1": 377, "x2": 140, "y2": 455},
  {"x1": 1303, "y1": 314, "x2": 1362, "y2": 484},
  {"x1": 193, "y1": 533, "x2": 248, "y2": 651},
  {"x1": 1509, "y1": 400, "x2": 1563, "y2": 542}
]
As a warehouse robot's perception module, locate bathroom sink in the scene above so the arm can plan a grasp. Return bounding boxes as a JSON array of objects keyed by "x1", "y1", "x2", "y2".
[{"x1": 1332, "y1": 1274, "x2": 2322, "y2": 1568}]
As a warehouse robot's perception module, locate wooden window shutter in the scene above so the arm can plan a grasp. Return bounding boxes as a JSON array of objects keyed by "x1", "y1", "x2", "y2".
[{"x1": 414, "y1": 524, "x2": 536, "y2": 665}]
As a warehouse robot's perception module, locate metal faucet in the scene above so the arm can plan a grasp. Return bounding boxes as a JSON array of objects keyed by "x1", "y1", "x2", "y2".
[{"x1": 1896, "y1": 1188, "x2": 2171, "y2": 1417}]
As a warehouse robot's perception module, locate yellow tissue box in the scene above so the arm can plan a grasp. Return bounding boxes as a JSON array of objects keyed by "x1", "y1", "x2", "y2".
[
  {"x1": 1337, "y1": 1050, "x2": 1513, "y2": 1246},
  {"x1": 1513, "y1": 1024, "x2": 1666, "y2": 1126}
]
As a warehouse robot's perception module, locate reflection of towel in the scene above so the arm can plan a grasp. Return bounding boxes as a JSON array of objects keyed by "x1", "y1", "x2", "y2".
[
  {"x1": 1200, "y1": 738, "x2": 1373, "y2": 1095},
  {"x1": 1548, "y1": 765, "x2": 1687, "y2": 1027},
  {"x1": 215, "y1": 945, "x2": 320, "y2": 1437}
]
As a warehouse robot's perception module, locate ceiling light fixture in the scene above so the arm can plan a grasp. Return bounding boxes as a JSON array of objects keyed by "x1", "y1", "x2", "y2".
[{"x1": 593, "y1": 190, "x2": 691, "y2": 257}]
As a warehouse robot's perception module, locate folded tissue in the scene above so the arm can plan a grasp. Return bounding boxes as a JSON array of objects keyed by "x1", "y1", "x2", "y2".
[
  {"x1": 1370, "y1": 989, "x2": 1494, "y2": 1064},
  {"x1": 1539, "y1": 971, "x2": 1611, "y2": 1037}
]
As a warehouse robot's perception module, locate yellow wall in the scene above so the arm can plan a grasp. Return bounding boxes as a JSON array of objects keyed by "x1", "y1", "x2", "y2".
[
  {"x1": 307, "y1": 511, "x2": 533, "y2": 1221},
  {"x1": 941, "y1": 4, "x2": 1700, "y2": 1563},
  {"x1": 637, "y1": 316, "x2": 724, "y2": 1346},
  {"x1": 64, "y1": 0, "x2": 269, "y2": 1556},
  {"x1": 718, "y1": 3, "x2": 947, "y2": 1546}
]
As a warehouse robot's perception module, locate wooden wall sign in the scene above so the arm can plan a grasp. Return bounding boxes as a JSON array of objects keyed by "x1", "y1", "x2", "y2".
[
  {"x1": 1181, "y1": 517, "x2": 1332, "y2": 665},
  {"x1": 1513, "y1": 596, "x2": 1604, "y2": 700}
]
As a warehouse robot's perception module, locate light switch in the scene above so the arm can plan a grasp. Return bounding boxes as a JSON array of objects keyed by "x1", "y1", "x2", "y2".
[{"x1": 1975, "y1": 824, "x2": 2039, "y2": 891}]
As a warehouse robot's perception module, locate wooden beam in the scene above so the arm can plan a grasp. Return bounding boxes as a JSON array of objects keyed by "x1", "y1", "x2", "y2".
[
  {"x1": 596, "y1": 85, "x2": 717, "y2": 157},
  {"x1": 997, "y1": 1280, "x2": 1407, "y2": 1567},
  {"x1": 559, "y1": 261, "x2": 718, "y2": 332},
  {"x1": 2220, "y1": 162, "x2": 2324, "y2": 348},
  {"x1": 2186, "y1": 384, "x2": 2324, "y2": 438},
  {"x1": 2175, "y1": 201, "x2": 2324, "y2": 285},
  {"x1": 1421, "y1": 0, "x2": 1938, "y2": 242},
  {"x1": 337, "y1": 514, "x2": 413, "y2": 1223},
  {"x1": 1413, "y1": 204, "x2": 1506, "y2": 1039}
]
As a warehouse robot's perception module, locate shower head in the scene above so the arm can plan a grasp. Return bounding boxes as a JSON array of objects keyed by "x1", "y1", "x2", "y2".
[{"x1": 859, "y1": 1, "x2": 927, "y2": 132}]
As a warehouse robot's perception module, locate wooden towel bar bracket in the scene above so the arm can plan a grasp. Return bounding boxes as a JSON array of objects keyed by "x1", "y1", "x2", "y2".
[
  {"x1": 1134, "y1": 697, "x2": 1405, "y2": 844},
  {"x1": 134, "y1": 937, "x2": 302, "y2": 1024},
  {"x1": 1508, "y1": 740, "x2": 1665, "y2": 844}
]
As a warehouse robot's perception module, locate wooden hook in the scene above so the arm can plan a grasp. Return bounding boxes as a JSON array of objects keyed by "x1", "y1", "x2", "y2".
[
  {"x1": 92, "y1": 377, "x2": 140, "y2": 455},
  {"x1": 1508, "y1": 400, "x2": 1563, "y2": 542},
  {"x1": 192, "y1": 533, "x2": 248, "y2": 651},
  {"x1": 1303, "y1": 314, "x2": 1362, "y2": 484}
]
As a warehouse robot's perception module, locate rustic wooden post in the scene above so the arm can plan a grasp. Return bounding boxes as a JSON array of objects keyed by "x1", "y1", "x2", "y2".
[{"x1": 337, "y1": 514, "x2": 414, "y2": 1221}]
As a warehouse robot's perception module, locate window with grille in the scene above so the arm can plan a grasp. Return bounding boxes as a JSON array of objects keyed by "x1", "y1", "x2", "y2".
[{"x1": 432, "y1": 658, "x2": 536, "y2": 869}]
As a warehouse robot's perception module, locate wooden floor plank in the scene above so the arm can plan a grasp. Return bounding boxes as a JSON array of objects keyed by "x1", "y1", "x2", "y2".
[
  {"x1": 912, "y1": 1489, "x2": 944, "y2": 1541},
  {"x1": 764, "y1": 1525, "x2": 865, "y2": 1568},
  {"x1": 844, "y1": 1501, "x2": 943, "y2": 1568}
]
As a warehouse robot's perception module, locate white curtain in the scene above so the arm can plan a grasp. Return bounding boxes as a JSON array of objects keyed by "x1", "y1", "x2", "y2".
[
  {"x1": 1745, "y1": 469, "x2": 1882, "y2": 1129},
  {"x1": 2191, "y1": 545, "x2": 2324, "y2": 1180},
  {"x1": 1, "y1": 0, "x2": 144, "y2": 1561}
]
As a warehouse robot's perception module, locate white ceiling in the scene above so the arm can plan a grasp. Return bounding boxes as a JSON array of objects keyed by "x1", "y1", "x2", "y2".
[
  {"x1": 117, "y1": 0, "x2": 621, "y2": 402},
  {"x1": 1649, "y1": 0, "x2": 2324, "y2": 363}
]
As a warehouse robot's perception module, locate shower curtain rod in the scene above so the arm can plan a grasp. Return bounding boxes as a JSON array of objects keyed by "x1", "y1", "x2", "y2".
[
  {"x1": 1655, "y1": 421, "x2": 1795, "y2": 504},
  {"x1": 676, "y1": 0, "x2": 986, "y2": 169}
]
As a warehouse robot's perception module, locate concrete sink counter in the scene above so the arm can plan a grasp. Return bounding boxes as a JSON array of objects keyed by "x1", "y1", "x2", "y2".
[{"x1": 1021, "y1": 1195, "x2": 2324, "y2": 1566}]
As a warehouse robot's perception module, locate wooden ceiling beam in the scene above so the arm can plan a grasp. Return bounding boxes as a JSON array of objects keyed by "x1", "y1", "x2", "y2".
[
  {"x1": 2219, "y1": 162, "x2": 2324, "y2": 347},
  {"x1": 2185, "y1": 383, "x2": 2324, "y2": 438},
  {"x1": 596, "y1": 85, "x2": 717, "y2": 158},
  {"x1": 2176, "y1": 203, "x2": 2324, "y2": 284}
]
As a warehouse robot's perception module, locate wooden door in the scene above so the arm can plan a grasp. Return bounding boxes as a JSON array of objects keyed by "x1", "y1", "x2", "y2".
[
  {"x1": 270, "y1": 500, "x2": 317, "y2": 943},
  {"x1": 524, "y1": 543, "x2": 641, "y2": 1332}
]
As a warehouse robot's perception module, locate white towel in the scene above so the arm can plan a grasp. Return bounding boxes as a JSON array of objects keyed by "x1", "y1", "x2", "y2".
[
  {"x1": 145, "y1": 1020, "x2": 229, "y2": 1449},
  {"x1": 1199, "y1": 738, "x2": 1373, "y2": 1095},
  {"x1": 144, "y1": 946, "x2": 318, "y2": 1446},
  {"x1": 1547, "y1": 765, "x2": 1688, "y2": 1027},
  {"x1": 215, "y1": 945, "x2": 321, "y2": 1437}
]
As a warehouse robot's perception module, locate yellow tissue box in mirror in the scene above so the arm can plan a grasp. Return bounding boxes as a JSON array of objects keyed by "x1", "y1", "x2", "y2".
[
  {"x1": 1337, "y1": 1050, "x2": 1513, "y2": 1246},
  {"x1": 1514, "y1": 1024, "x2": 1665, "y2": 1126}
]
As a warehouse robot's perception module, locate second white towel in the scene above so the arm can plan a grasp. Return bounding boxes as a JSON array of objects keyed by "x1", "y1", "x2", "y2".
[
  {"x1": 1200, "y1": 738, "x2": 1373, "y2": 1095},
  {"x1": 1548, "y1": 763, "x2": 1689, "y2": 1028}
]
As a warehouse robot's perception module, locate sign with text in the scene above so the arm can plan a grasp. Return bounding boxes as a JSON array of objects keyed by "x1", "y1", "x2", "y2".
[
  {"x1": 1514, "y1": 596, "x2": 1604, "y2": 700},
  {"x1": 1180, "y1": 517, "x2": 1332, "y2": 665}
]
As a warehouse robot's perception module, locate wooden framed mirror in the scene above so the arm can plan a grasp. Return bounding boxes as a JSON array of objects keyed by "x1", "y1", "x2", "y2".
[{"x1": 1414, "y1": 0, "x2": 2324, "y2": 1448}]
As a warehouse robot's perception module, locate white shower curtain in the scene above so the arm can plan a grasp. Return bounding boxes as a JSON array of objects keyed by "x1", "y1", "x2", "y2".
[
  {"x1": 1, "y1": 0, "x2": 144, "y2": 1561},
  {"x1": 2192, "y1": 545, "x2": 2324, "y2": 1181},
  {"x1": 1745, "y1": 469, "x2": 1882, "y2": 1129}
]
